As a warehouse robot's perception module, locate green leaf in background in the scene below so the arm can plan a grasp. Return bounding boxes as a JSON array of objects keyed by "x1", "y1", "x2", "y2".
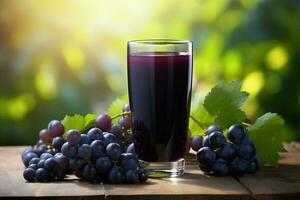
[
  {"x1": 203, "y1": 80, "x2": 248, "y2": 128},
  {"x1": 248, "y1": 113, "x2": 286, "y2": 166},
  {"x1": 107, "y1": 95, "x2": 129, "y2": 123},
  {"x1": 189, "y1": 92, "x2": 214, "y2": 136},
  {"x1": 61, "y1": 113, "x2": 96, "y2": 134}
]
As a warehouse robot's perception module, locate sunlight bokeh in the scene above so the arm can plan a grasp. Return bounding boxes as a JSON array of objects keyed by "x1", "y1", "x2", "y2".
[{"x1": 1, "y1": 0, "x2": 300, "y2": 144}]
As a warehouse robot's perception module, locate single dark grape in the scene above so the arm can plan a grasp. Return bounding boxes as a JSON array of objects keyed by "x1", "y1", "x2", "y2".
[
  {"x1": 67, "y1": 129, "x2": 81, "y2": 145},
  {"x1": 40, "y1": 152, "x2": 53, "y2": 160},
  {"x1": 119, "y1": 116, "x2": 132, "y2": 130},
  {"x1": 36, "y1": 168, "x2": 48, "y2": 182},
  {"x1": 230, "y1": 157, "x2": 248, "y2": 177},
  {"x1": 22, "y1": 152, "x2": 38, "y2": 167},
  {"x1": 82, "y1": 164, "x2": 97, "y2": 181},
  {"x1": 199, "y1": 164, "x2": 211, "y2": 173},
  {"x1": 202, "y1": 135, "x2": 212, "y2": 148},
  {"x1": 95, "y1": 114, "x2": 112, "y2": 132},
  {"x1": 209, "y1": 131, "x2": 226, "y2": 149},
  {"x1": 238, "y1": 140, "x2": 256, "y2": 160},
  {"x1": 22, "y1": 148, "x2": 36, "y2": 160},
  {"x1": 126, "y1": 143, "x2": 135, "y2": 154},
  {"x1": 87, "y1": 128, "x2": 104, "y2": 141},
  {"x1": 216, "y1": 143, "x2": 237, "y2": 161},
  {"x1": 29, "y1": 157, "x2": 40, "y2": 165},
  {"x1": 138, "y1": 169, "x2": 149, "y2": 183},
  {"x1": 191, "y1": 135, "x2": 203, "y2": 151},
  {"x1": 206, "y1": 124, "x2": 222, "y2": 135},
  {"x1": 90, "y1": 140, "x2": 105, "y2": 158},
  {"x1": 23, "y1": 168, "x2": 36, "y2": 182},
  {"x1": 108, "y1": 166, "x2": 125, "y2": 184},
  {"x1": 54, "y1": 153, "x2": 69, "y2": 171},
  {"x1": 123, "y1": 103, "x2": 130, "y2": 112},
  {"x1": 39, "y1": 129, "x2": 52, "y2": 144},
  {"x1": 79, "y1": 134, "x2": 91, "y2": 145},
  {"x1": 37, "y1": 159, "x2": 45, "y2": 168},
  {"x1": 125, "y1": 169, "x2": 139, "y2": 184},
  {"x1": 52, "y1": 137, "x2": 66, "y2": 150},
  {"x1": 106, "y1": 143, "x2": 122, "y2": 161},
  {"x1": 95, "y1": 157, "x2": 112, "y2": 174},
  {"x1": 228, "y1": 124, "x2": 247, "y2": 144},
  {"x1": 247, "y1": 157, "x2": 261, "y2": 174},
  {"x1": 109, "y1": 124, "x2": 123, "y2": 138},
  {"x1": 61, "y1": 142, "x2": 77, "y2": 158},
  {"x1": 103, "y1": 133, "x2": 117, "y2": 146},
  {"x1": 120, "y1": 153, "x2": 139, "y2": 171},
  {"x1": 48, "y1": 120, "x2": 65, "y2": 137},
  {"x1": 197, "y1": 147, "x2": 216, "y2": 167},
  {"x1": 44, "y1": 158, "x2": 58, "y2": 171},
  {"x1": 78, "y1": 144, "x2": 92, "y2": 159},
  {"x1": 28, "y1": 164, "x2": 38, "y2": 170},
  {"x1": 211, "y1": 159, "x2": 229, "y2": 176}
]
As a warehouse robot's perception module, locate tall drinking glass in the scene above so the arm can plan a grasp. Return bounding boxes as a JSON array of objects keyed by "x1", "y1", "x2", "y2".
[{"x1": 127, "y1": 40, "x2": 193, "y2": 177}]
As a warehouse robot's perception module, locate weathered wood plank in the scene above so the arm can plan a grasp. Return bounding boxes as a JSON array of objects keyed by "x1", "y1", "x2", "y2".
[
  {"x1": 237, "y1": 143, "x2": 300, "y2": 200},
  {"x1": 0, "y1": 147, "x2": 105, "y2": 199},
  {"x1": 103, "y1": 165, "x2": 250, "y2": 200}
]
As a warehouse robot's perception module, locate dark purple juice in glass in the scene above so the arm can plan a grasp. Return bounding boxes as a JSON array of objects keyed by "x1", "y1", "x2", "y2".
[{"x1": 128, "y1": 51, "x2": 192, "y2": 163}]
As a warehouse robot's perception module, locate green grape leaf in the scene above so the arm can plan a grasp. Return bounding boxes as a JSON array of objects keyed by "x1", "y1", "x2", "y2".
[
  {"x1": 83, "y1": 113, "x2": 97, "y2": 132},
  {"x1": 107, "y1": 95, "x2": 129, "y2": 123},
  {"x1": 214, "y1": 107, "x2": 246, "y2": 129},
  {"x1": 248, "y1": 113, "x2": 286, "y2": 166},
  {"x1": 61, "y1": 113, "x2": 96, "y2": 134},
  {"x1": 84, "y1": 113, "x2": 96, "y2": 127},
  {"x1": 189, "y1": 92, "x2": 214, "y2": 136},
  {"x1": 203, "y1": 80, "x2": 248, "y2": 128}
]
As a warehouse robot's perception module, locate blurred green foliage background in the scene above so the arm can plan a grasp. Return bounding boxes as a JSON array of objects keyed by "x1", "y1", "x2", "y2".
[{"x1": 0, "y1": 0, "x2": 299, "y2": 145}]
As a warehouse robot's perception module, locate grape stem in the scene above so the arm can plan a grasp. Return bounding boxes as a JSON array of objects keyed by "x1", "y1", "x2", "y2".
[
  {"x1": 242, "y1": 122, "x2": 252, "y2": 127},
  {"x1": 111, "y1": 112, "x2": 131, "y2": 120},
  {"x1": 189, "y1": 115, "x2": 206, "y2": 131}
]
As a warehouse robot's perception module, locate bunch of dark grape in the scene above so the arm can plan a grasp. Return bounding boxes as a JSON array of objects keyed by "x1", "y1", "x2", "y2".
[
  {"x1": 22, "y1": 120, "x2": 68, "y2": 182},
  {"x1": 62, "y1": 128, "x2": 148, "y2": 183},
  {"x1": 22, "y1": 104, "x2": 148, "y2": 184},
  {"x1": 189, "y1": 124, "x2": 260, "y2": 177}
]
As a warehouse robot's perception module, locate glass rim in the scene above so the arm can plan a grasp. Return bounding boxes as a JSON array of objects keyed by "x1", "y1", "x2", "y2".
[{"x1": 128, "y1": 39, "x2": 192, "y2": 45}]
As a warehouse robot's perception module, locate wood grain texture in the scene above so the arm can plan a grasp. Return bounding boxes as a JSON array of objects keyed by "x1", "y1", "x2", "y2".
[
  {"x1": 1, "y1": 144, "x2": 300, "y2": 199},
  {"x1": 103, "y1": 166, "x2": 250, "y2": 200}
]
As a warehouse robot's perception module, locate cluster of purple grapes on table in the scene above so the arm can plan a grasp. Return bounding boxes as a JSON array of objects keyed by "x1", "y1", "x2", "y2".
[
  {"x1": 188, "y1": 124, "x2": 261, "y2": 177},
  {"x1": 22, "y1": 104, "x2": 148, "y2": 184}
]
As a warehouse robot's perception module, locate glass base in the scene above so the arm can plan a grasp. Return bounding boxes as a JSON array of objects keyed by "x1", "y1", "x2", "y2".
[{"x1": 139, "y1": 158, "x2": 185, "y2": 178}]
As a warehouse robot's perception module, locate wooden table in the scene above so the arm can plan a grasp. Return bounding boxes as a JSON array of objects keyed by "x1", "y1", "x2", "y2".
[{"x1": 1, "y1": 143, "x2": 300, "y2": 200}]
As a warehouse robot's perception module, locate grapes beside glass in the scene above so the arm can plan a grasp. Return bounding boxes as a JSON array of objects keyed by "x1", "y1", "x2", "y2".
[
  {"x1": 22, "y1": 111, "x2": 148, "y2": 184},
  {"x1": 192, "y1": 124, "x2": 260, "y2": 176},
  {"x1": 22, "y1": 109, "x2": 260, "y2": 184}
]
